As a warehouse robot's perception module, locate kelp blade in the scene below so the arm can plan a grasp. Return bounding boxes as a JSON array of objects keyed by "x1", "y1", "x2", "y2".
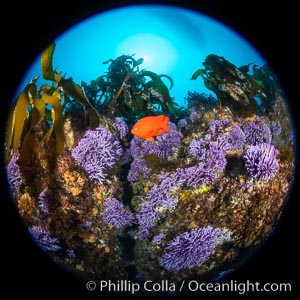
[
  {"x1": 41, "y1": 42, "x2": 56, "y2": 81},
  {"x1": 42, "y1": 91, "x2": 64, "y2": 154},
  {"x1": 59, "y1": 77, "x2": 100, "y2": 128}
]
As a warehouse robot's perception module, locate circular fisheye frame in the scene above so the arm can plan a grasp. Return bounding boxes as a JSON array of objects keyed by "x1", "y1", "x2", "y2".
[{"x1": 5, "y1": 4, "x2": 296, "y2": 297}]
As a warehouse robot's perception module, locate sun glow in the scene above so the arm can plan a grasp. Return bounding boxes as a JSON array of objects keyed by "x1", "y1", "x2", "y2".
[{"x1": 116, "y1": 33, "x2": 179, "y2": 74}]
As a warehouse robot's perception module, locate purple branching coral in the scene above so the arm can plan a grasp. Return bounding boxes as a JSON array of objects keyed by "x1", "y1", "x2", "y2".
[
  {"x1": 189, "y1": 136, "x2": 227, "y2": 174},
  {"x1": 189, "y1": 109, "x2": 197, "y2": 123},
  {"x1": 152, "y1": 233, "x2": 166, "y2": 243},
  {"x1": 7, "y1": 152, "x2": 22, "y2": 189},
  {"x1": 182, "y1": 162, "x2": 224, "y2": 188},
  {"x1": 137, "y1": 171, "x2": 184, "y2": 239},
  {"x1": 101, "y1": 198, "x2": 136, "y2": 229},
  {"x1": 159, "y1": 226, "x2": 224, "y2": 272},
  {"x1": 137, "y1": 136, "x2": 227, "y2": 239},
  {"x1": 37, "y1": 189, "x2": 52, "y2": 216},
  {"x1": 153, "y1": 123, "x2": 183, "y2": 158},
  {"x1": 113, "y1": 117, "x2": 128, "y2": 139},
  {"x1": 209, "y1": 119, "x2": 233, "y2": 135},
  {"x1": 71, "y1": 126, "x2": 123, "y2": 182},
  {"x1": 127, "y1": 159, "x2": 152, "y2": 182},
  {"x1": 28, "y1": 226, "x2": 61, "y2": 252},
  {"x1": 243, "y1": 143, "x2": 279, "y2": 179},
  {"x1": 66, "y1": 249, "x2": 76, "y2": 258},
  {"x1": 177, "y1": 118, "x2": 188, "y2": 128},
  {"x1": 189, "y1": 135, "x2": 213, "y2": 161},
  {"x1": 129, "y1": 122, "x2": 182, "y2": 159},
  {"x1": 217, "y1": 124, "x2": 245, "y2": 151},
  {"x1": 244, "y1": 119, "x2": 272, "y2": 145},
  {"x1": 270, "y1": 121, "x2": 282, "y2": 138}
]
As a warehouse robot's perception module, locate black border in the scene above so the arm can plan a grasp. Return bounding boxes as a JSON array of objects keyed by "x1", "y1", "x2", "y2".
[{"x1": 1, "y1": 0, "x2": 298, "y2": 298}]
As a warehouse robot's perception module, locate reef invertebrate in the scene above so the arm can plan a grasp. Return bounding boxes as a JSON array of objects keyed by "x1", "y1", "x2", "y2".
[
  {"x1": 244, "y1": 119, "x2": 271, "y2": 145},
  {"x1": 113, "y1": 117, "x2": 129, "y2": 139},
  {"x1": 6, "y1": 152, "x2": 22, "y2": 189},
  {"x1": 217, "y1": 124, "x2": 245, "y2": 151},
  {"x1": 159, "y1": 226, "x2": 224, "y2": 272},
  {"x1": 101, "y1": 198, "x2": 136, "y2": 229},
  {"x1": 71, "y1": 126, "x2": 123, "y2": 182},
  {"x1": 28, "y1": 226, "x2": 61, "y2": 252},
  {"x1": 243, "y1": 143, "x2": 279, "y2": 179},
  {"x1": 209, "y1": 119, "x2": 233, "y2": 135},
  {"x1": 137, "y1": 170, "x2": 184, "y2": 239},
  {"x1": 37, "y1": 189, "x2": 52, "y2": 216},
  {"x1": 177, "y1": 118, "x2": 188, "y2": 128},
  {"x1": 152, "y1": 233, "x2": 166, "y2": 244},
  {"x1": 189, "y1": 109, "x2": 197, "y2": 123},
  {"x1": 270, "y1": 121, "x2": 282, "y2": 138},
  {"x1": 189, "y1": 136, "x2": 227, "y2": 170},
  {"x1": 127, "y1": 159, "x2": 152, "y2": 182}
]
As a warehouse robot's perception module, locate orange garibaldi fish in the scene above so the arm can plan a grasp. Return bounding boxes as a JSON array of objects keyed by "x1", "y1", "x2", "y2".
[{"x1": 131, "y1": 115, "x2": 170, "y2": 141}]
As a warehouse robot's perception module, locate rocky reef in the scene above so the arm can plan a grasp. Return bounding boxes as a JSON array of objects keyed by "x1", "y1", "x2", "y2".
[{"x1": 5, "y1": 44, "x2": 295, "y2": 295}]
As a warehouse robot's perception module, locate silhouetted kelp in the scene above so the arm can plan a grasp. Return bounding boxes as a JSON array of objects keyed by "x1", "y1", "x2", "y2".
[
  {"x1": 81, "y1": 54, "x2": 181, "y2": 124},
  {"x1": 5, "y1": 42, "x2": 100, "y2": 165},
  {"x1": 191, "y1": 54, "x2": 280, "y2": 115}
]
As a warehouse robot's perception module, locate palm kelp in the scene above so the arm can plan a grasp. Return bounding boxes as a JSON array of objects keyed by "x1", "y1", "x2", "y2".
[
  {"x1": 81, "y1": 54, "x2": 181, "y2": 124},
  {"x1": 5, "y1": 42, "x2": 100, "y2": 165},
  {"x1": 191, "y1": 54, "x2": 280, "y2": 115},
  {"x1": 5, "y1": 46, "x2": 295, "y2": 297}
]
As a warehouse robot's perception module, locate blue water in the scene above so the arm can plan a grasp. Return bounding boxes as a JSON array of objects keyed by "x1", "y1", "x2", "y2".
[{"x1": 15, "y1": 4, "x2": 266, "y2": 107}]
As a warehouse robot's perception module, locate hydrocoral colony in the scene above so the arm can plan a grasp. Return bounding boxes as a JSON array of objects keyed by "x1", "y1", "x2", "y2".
[
  {"x1": 159, "y1": 227, "x2": 224, "y2": 272},
  {"x1": 135, "y1": 117, "x2": 279, "y2": 239},
  {"x1": 243, "y1": 143, "x2": 279, "y2": 179},
  {"x1": 7, "y1": 152, "x2": 22, "y2": 189},
  {"x1": 21, "y1": 115, "x2": 281, "y2": 271},
  {"x1": 127, "y1": 159, "x2": 152, "y2": 182},
  {"x1": 101, "y1": 198, "x2": 136, "y2": 229},
  {"x1": 113, "y1": 117, "x2": 129, "y2": 139},
  {"x1": 71, "y1": 126, "x2": 123, "y2": 182},
  {"x1": 28, "y1": 226, "x2": 61, "y2": 252},
  {"x1": 136, "y1": 133, "x2": 227, "y2": 239}
]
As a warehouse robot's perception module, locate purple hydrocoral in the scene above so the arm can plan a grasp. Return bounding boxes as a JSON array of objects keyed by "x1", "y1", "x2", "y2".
[
  {"x1": 243, "y1": 143, "x2": 279, "y2": 179},
  {"x1": 152, "y1": 123, "x2": 183, "y2": 158},
  {"x1": 7, "y1": 152, "x2": 22, "y2": 189},
  {"x1": 244, "y1": 119, "x2": 271, "y2": 145},
  {"x1": 189, "y1": 134, "x2": 213, "y2": 161},
  {"x1": 209, "y1": 119, "x2": 233, "y2": 135},
  {"x1": 217, "y1": 124, "x2": 245, "y2": 151},
  {"x1": 66, "y1": 249, "x2": 76, "y2": 258},
  {"x1": 101, "y1": 198, "x2": 136, "y2": 229},
  {"x1": 129, "y1": 122, "x2": 182, "y2": 159},
  {"x1": 182, "y1": 162, "x2": 223, "y2": 188},
  {"x1": 38, "y1": 189, "x2": 52, "y2": 216},
  {"x1": 137, "y1": 137, "x2": 227, "y2": 239},
  {"x1": 129, "y1": 136, "x2": 145, "y2": 159},
  {"x1": 28, "y1": 226, "x2": 61, "y2": 252},
  {"x1": 270, "y1": 121, "x2": 282, "y2": 138},
  {"x1": 127, "y1": 159, "x2": 152, "y2": 182},
  {"x1": 177, "y1": 119, "x2": 188, "y2": 128},
  {"x1": 71, "y1": 126, "x2": 123, "y2": 182},
  {"x1": 152, "y1": 233, "x2": 166, "y2": 243},
  {"x1": 137, "y1": 170, "x2": 184, "y2": 239},
  {"x1": 189, "y1": 109, "x2": 197, "y2": 123},
  {"x1": 159, "y1": 226, "x2": 224, "y2": 272},
  {"x1": 113, "y1": 117, "x2": 128, "y2": 139},
  {"x1": 189, "y1": 137, "x2": 227, "y2": 174}
]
